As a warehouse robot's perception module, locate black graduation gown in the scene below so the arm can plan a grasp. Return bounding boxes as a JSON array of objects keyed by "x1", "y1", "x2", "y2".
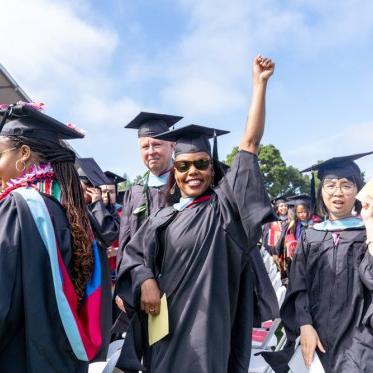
[
  {"x1": 113, "y1": 178, "x2": 168, "y2": 339},
  {"x1": 278, "y1": 227, "x2": 373, "y2": 372},
  {"x1": 87, "y1": 200, "x2": 120, "y2": 361},
  {"x1": 116, "y1": 179, "x2": 168, "y2": 270},
  {"x1": 251, "y1": 247, "x2": 280, "y2": 326},
  {"x1": 0, "y1": 192, "x2": 88, "y2": 372},
  {"x1": 116, "y1": 150, "x2": 275, "y2": 373}
]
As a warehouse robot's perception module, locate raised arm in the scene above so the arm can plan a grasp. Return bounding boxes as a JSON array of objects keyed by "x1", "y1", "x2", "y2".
[{"x1": 239, "y1": 55, "x2": 274, "y2": 154}]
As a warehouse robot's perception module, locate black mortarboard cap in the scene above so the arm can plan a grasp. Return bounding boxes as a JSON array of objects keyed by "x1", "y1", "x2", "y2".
[
  {"x1": 0, "y1": 102, "x2": 84, "y2": 141},
  {"x1": 301, "y1": 151, "x2": 373, "y2": 214},
  {"x1": 271, "y1": 195, "x2": 288, "y2": 206},
  {"x1": 286, "y1": 194, "x2": 311, "y2": 208},
  {"x1": 104, "y1": 171, "x2": 127, "y2": 185},
  {"x1": 301, "y1": 151, "x2": 373, "y2": 180},
  {"x1": 154, "y1": 124, "x2": 229, "y2": 159},
  {"x1": 76, "y1": 158, "x2": 111, "y2": 187},
  {"x1": 125, "y1": 112, "x2": 183, "y2": 138}
]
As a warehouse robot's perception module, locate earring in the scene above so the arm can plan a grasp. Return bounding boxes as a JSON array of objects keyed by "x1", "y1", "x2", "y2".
[{"x1": 15, "y1": 159, "x2": 26, "y2": 172}]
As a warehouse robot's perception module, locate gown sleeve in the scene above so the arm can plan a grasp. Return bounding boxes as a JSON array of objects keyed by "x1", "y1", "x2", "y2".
[
  {"x1": 117, "y1": 188, "x2": 134, "y2": 269},
  {"x1": 214, "y1": 150, "x2": 275, "y2": 243},
  {"x1": 116, "y1": 218, "x2": 156, "y2": 309},
  {"x1": 359, "y1": 248, "x2": 373, "y2": 328},
  {"x1": 0, "y1": 197, "x2": 22, "y2": 347},
  {"x1": 359, "y1": 249, "x2": 373, "y2": 290},
  {"x1": 280, "y1": 231, "x2": 313, "y2": 341},
  {"x1": 88, "y1": 200, "x2": 120, "y2": 248}
]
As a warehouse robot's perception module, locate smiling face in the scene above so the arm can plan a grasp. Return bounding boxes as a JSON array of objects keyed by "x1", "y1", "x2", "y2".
[
  {"x1": 139, "y1": 137, "x2": 174, "y2": 176},
  {"x1": 174, "y1": 152, "x2": 213, "y2": 198},
  {"x1": 276, "y1": 202, "x2": 288, "y2": 217},
  {"x1": 321, "y1": 177, "x2": 358, "y2": 220}
]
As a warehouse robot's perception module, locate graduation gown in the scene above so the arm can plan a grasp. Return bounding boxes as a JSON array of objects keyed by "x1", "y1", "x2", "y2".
[
  {"x1": 278, "y1": 226, "x2": 373, "y2": 372},
  {"x1": 117, "y1": 177, "x2": 168, "y2": 270},
  {"x1": 116, "y1": 150, "x2": 275, "y2": 373},
  {"x1": 87, "y1": 200, "x2": 120, "y2": 361},
  {"x1": 0, "y1": 192, "x2": 88, "y2": 372}
]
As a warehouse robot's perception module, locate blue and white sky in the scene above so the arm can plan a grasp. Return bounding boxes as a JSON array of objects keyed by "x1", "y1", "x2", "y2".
[{"x1": 1, "y1": 0, "x2": 373, "y2": 180}]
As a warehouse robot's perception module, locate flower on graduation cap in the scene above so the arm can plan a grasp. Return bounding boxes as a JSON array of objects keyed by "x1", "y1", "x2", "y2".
[
  {"x1": 67, "y1": 123, "x2": 86, "y2": 136},
  {"x1": 0, "y1": 101, "x2": 44, "y2": 111},
  {"x1": 23, "y1": 101, "x2": 45, "y2": 111}
]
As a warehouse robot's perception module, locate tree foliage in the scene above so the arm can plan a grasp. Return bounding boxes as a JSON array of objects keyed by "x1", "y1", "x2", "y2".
[{"x1": 224, "y1": 144, "x2": 310, "y2": 198}]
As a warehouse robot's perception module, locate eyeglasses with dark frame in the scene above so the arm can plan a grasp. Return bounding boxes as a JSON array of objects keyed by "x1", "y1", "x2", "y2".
[{"x1": 322, "y1": 180, "x2": 356, "y2": 195}]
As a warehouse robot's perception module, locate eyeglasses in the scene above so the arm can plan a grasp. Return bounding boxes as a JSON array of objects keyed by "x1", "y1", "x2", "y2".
[
  {"x1": 174, "y1": 159, "x2": 211, "y2": 173},
  {"x1": 322, "y1": 181, "x2": 356, "y2": 195},
  {"x1": 0, "y1": 146, "x2": 17, "y2": 157}
]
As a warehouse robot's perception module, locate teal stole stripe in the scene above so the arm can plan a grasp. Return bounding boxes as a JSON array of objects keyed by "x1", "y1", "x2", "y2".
[
  {"x1": 13, "y1": 187, "x2": 89, "y2": 361},
  {"x1": 313, "y1": 216, "x2": 365, "y2": 231}
]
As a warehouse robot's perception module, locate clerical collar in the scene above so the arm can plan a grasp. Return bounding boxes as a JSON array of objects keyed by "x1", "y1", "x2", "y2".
[
  {"x1": 313, "y1": 217, "x2": 365, "y2": 231},
  {"x1": 148, "y1": 170, "x2": 170, "y2": 187}
]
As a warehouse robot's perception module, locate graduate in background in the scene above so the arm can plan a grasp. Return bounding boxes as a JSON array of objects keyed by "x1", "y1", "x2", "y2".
[
  {"x1": 262, "y1": 196, "x2": 289, "y2": 256},
  {"x1": 114, "y1": 112, "x2": 182, "y2": 334},
  {"x1": 0, "y1": 103, "x2": 104, "y2": 371},
  {"x1": 116, "y1": 55, "x2": 276, "y2": 373},
  {"x1": 275, "y1": 195, "x2": 314, "y2": 276},
  {"x1": 265, "y1": 151, "x2": 373, "y2": 373},
  {"x1": 117, "y1": 112, "x2": 182, "y2": 268},
  {"x1": 102, "y1": 171, "x2": 127, "y2": 284},
  {"x1": 77, "y1": 157, "x2": 119, "y2": 360}
]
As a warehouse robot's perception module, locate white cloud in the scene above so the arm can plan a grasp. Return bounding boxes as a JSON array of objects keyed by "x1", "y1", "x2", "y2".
[{"x1": 284, "y1": 122, "x2": 373, "y2": 179}]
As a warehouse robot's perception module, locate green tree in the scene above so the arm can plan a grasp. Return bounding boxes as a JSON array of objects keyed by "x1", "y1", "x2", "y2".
[{"x1": 224, "y1": 144, "x2": 310, "y2": 198}]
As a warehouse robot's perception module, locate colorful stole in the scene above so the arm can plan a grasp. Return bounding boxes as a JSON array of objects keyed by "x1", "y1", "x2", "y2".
[
  {"x1": 13, "y1": 186, "x2": 102, "y2": 361},
  {"x1": 1, "y1": 163, "x2": 62, "y2": 202},
  {"x1": 173, "y1": 195, "x2": 212, "y2": 211},
  {"x1": 313, "y1": 216, "x2": 365, "y2": 231}
]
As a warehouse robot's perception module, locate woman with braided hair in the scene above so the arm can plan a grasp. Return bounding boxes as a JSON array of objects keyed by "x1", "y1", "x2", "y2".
[{"x1": 0, "y1": 103, "x2": 105, "y2": 372}]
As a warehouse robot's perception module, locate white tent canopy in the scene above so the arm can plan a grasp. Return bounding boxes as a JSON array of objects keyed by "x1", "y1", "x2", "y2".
[{"x1": 0, "y1": 64, "x2": 31, "y2": 104}]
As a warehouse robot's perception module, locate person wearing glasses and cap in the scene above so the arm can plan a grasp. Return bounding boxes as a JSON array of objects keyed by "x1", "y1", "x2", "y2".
[
  {"x1": 0, "y1": 103, "x2": 105, "y2": 371},
  {"x1": 115, "y1": 56, "x2": 276, "y2": 373},
  {"x1": 264, "y1": 152, "x2": 373, "y2": 372}
]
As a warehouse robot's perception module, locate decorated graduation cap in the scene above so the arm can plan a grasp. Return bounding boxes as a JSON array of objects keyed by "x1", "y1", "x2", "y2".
[
  {"x1": 301, "y1": 151, "x2": 373, "y2": 213},
  {"x1": 0, "y1": 102, "x2": 84, "y2": 142},
  {"x1": 125, "y1": 112, "x2": 183, "y2": 138},
  {"x1": 154, "y1": 124, "x2": 230, "y2": 160},
  {"x1": 76, "y1": 158, "x2": 111, "y2": 188}
]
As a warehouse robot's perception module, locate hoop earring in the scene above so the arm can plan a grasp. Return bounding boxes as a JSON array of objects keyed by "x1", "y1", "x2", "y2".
[{"x1": 15, "y1": 159, "x2": 26, "y2": 172}]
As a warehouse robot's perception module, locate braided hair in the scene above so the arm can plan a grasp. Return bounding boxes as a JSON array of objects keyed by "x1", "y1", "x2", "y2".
[{"x1": 7, "y1": 136, "x2": 93, "y2": 305}]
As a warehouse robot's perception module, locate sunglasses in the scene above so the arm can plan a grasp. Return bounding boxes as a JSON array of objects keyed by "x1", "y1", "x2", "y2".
[{"x1": 174, "y1": 159, "x2": 211, "y2": 173}]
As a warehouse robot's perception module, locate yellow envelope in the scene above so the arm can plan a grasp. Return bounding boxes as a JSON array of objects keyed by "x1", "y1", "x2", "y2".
[
  {"x1": 356, "y1": 178, "x2": 373, "y2": 202},
  {"x1": 148, "y1": 294, "x2": 169, "y2": 346}
]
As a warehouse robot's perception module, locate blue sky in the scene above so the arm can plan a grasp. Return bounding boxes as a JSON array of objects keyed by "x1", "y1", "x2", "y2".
[{"x1": 1, "y1": 0, "x2": 373, "y2": 180}]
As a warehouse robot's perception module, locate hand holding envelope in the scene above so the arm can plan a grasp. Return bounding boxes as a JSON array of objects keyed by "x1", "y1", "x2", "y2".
[{"x1": 148, "y1": 294, "x2": 169, "y2": 346}]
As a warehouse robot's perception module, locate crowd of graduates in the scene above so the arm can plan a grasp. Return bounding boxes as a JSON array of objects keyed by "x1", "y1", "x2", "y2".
[{"x1": 0, "y1": 55, "x2": 373, "y2": 373}]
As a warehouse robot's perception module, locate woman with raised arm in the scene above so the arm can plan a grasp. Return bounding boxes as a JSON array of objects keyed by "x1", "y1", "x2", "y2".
[
  {"x1": 0, "y1": 103, "x2": 105, "y2": 372},
  {"x1": 116, "y1": 56, "x2": 276, "y2": 373}
]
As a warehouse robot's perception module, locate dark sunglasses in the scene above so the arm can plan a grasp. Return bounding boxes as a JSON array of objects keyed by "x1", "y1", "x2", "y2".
[{"x1": 174, "y1": 159, "x2": 211, "y2": 173}]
